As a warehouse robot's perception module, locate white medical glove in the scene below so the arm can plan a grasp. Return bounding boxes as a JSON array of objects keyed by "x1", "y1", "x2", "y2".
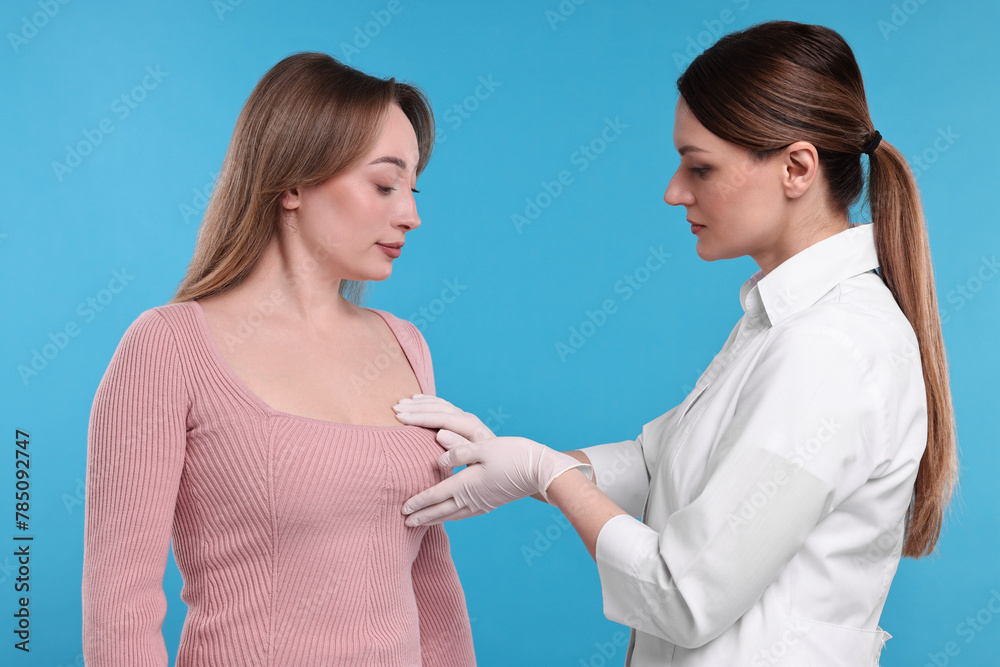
[
  {"x1": 393, "y1": 395, "x2": 592, "y2": 526},
  {"x1": 393, "y1": 394, "x2": 497, "y2": 443}
]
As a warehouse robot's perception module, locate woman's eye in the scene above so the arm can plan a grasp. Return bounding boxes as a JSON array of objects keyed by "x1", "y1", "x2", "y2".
[
  {"x1": 689, "y1": 167, "x2": 710, "y2": 179},
  {"x1": 376, "y1": 185, "x2": 396, "y2": 195}
]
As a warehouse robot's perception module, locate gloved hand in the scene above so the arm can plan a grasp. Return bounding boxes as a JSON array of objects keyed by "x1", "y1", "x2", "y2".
[{"x1": 393, "y1": 395, "x2": 592, "y2": 526}]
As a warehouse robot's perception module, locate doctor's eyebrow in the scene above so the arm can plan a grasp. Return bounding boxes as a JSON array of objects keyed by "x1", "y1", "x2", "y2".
[{"x1": 677, "y1": 145, "x2": 709, "y2": 156}]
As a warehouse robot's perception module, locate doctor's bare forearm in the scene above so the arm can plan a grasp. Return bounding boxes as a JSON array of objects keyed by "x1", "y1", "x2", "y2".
[{"x1": 544, "y1": 467, "x2": 629, "y2": 559}]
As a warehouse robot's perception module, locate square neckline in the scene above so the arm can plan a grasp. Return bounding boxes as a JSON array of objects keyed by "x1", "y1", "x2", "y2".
[{"x1": 186, "y1": 299, "x2": 426, "y2": 431}]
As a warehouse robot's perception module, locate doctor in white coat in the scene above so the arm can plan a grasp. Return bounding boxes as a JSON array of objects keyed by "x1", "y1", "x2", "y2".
[{"x1": 393, "y1": 20, "x2": 957, "y2": 666}]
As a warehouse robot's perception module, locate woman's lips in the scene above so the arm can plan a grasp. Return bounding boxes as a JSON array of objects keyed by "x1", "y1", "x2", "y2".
[
  {"x1": 377, "y1": 243, "x2": 402, "y2": 258},
  {"x1": 689, "y1": 221, "x2": 706, "y2": 234}
]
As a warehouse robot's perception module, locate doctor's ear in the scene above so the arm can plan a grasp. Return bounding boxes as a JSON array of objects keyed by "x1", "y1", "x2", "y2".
[{"x1": 781, "y1": 141, "x2": 820, "y2": 199}]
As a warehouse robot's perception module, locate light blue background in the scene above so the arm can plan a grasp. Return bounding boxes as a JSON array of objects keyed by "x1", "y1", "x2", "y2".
[{"x1": 2, "y1": 1, "x2": 998, "y2": 665}]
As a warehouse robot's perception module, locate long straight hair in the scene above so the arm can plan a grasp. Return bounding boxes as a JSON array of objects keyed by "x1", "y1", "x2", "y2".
[
  {"x1": 678, "y1": 21, "x2": 956, "y2": 557},
  {"x1": 168, "y1": 52, "x2": 435, "y2": 305}
]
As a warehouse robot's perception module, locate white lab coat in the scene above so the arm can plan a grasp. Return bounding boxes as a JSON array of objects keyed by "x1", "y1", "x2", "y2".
[{"x1": 581, "y1": 223, "x2": 927, "y2": 666}]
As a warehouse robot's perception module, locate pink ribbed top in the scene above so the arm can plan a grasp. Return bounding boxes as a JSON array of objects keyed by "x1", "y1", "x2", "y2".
[{"x1": 82, "y1": 300, "x2": 476, "y2": 666}]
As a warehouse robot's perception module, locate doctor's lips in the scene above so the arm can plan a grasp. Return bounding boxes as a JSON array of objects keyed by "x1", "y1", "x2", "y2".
[
  {"x1": 377, "y1": 241, "x2": 404, "y2": 258},
  {"x1": 688, "y1": 219, "x2": 706, "y2": 234}
]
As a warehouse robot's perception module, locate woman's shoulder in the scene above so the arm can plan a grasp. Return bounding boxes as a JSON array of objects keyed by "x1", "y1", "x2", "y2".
[
  {"x1": 363, "y1": 307, "x2": 435, "y2": 393},
  {"x1": 111, "y1": 301, "x2": 200, "y2": 358},
  {"x1": 364, "y1": 308, "x2": 429, "y2": 349}
]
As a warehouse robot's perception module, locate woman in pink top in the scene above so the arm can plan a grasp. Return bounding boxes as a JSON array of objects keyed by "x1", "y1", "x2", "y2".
[{"x1": 82, "y1": 52, "x2": 476, "y2": 666}]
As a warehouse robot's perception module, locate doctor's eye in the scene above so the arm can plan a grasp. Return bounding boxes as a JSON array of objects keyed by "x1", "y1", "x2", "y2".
[{"x1": 376, "y1": 185, "x2": 396, "y2": 195}]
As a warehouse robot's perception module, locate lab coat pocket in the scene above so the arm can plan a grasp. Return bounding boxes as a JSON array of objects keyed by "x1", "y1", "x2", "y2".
[{"x1": 778, "y1": 615, "x2": 891, "y2": 666}]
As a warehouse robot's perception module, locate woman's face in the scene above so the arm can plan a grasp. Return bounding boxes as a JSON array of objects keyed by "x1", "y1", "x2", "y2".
[
  {"x1": 281, "y1": 103, "x2": 421, "y2": 283},
  {"x1": 664, "y1": 96, "x2": 789, "y2": 270}
]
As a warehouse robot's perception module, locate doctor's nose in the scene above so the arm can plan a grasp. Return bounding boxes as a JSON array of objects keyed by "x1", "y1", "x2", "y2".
[{"x1": 664, "y1": 170, "x2": 693, "y2": 207}]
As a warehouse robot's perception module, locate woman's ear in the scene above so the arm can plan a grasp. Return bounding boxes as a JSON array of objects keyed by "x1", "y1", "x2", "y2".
[
  {"x1": 280, "y1": 186, "x2": 302, "y2": 211},
  {"x1": 782, "y1": 141, "x2": 820, "y2": 200}
]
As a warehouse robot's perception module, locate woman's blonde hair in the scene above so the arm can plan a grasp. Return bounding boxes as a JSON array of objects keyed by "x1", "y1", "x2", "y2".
[{"x1": 168, "y1": 51, "x2": 435, "y2": 305}]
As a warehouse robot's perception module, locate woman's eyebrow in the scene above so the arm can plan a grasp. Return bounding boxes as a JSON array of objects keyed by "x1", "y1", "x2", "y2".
[{"x1": 368, "y1": 155, "x2": 407, "y2": 169}]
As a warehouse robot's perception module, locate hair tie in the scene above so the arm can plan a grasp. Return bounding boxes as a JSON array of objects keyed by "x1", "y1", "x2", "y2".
[{"x1": 861, "y1": 130, "x2": 882, "y2": 155}]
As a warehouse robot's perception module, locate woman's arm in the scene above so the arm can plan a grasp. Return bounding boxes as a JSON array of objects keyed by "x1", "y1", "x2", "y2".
[
  {"x1": 82, "y1": 310, "x2": 189, "y2": 666},
  {"x1": 411, "y1": 525, "x2": 477, "y2": 666}
]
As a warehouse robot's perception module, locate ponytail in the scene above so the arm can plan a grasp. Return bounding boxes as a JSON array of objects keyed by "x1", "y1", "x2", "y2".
[{"x1": 868, "y1": 141, "x2": 958, "y2": 557}]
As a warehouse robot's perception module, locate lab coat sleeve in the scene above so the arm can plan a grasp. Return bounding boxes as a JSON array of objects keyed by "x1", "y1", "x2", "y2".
[
  {"x1": 593, "y1": 324, "x2": 889, "y2": 648},
  {"x1": 579, "y1": 436, "x2": 650, "y2": 519}
]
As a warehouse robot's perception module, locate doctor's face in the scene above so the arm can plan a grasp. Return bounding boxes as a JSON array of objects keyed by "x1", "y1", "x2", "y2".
[{"x1": 664, "y1": 97, "x2": 787, "y2": 266}]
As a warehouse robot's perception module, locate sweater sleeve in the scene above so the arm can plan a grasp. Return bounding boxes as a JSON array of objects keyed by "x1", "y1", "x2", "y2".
[
  {"x1": 412, "y1": 524, "x2": 477, "y2": 665},
  {"x1": 82, "y1": 309, "x2": 190, "y2": 666}
]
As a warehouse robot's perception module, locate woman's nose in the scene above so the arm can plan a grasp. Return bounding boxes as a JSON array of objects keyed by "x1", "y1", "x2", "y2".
[{"x1": 395, "y1": 193, "x2": 421, "y2": 231}]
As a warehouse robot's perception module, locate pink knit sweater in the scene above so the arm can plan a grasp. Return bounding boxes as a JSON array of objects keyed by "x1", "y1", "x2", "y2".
[{"x1": 82, "y1": 300, "x2": 476, "y2": 666}]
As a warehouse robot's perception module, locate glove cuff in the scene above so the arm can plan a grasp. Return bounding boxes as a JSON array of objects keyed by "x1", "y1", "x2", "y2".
[{"x1": 538, "y1": 451, "x2": 594, "y2": 503}]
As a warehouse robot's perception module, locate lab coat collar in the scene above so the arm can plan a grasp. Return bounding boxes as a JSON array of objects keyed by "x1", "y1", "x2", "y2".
[{"x1": 739, "y1": 223, "x2": 880, "y2": 325}]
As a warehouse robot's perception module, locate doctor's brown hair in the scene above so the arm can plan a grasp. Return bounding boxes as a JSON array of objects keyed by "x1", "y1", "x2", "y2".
[
  {"x1": 678, "y1": 20, "x2": 956, "y2": 557},
  {"x1": 169, "y1": 52, "x2": 435, "y2": 305}
]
